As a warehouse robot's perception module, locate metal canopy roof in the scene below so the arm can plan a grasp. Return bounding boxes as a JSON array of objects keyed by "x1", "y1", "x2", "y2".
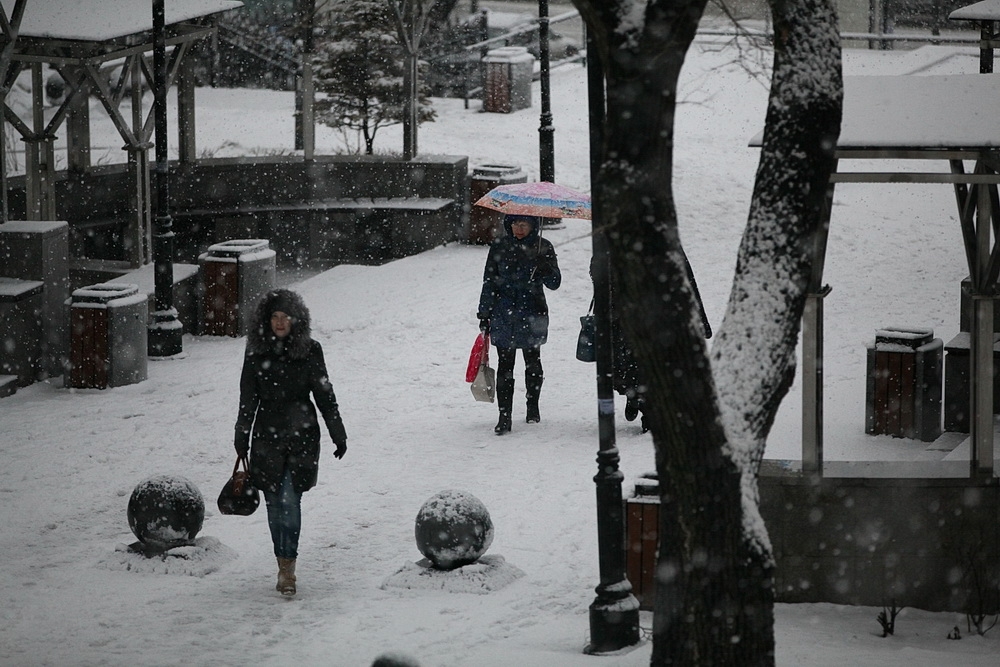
[
  {"x1": 0, "y1": 0, "x2": 246, "y2": 263},
  {"x1": 2, "y1": 0, "x2": 243, "y2": 64},
  {"x1": 4, "y1": 0, "x2": 243, "y2": 64},
  {"x1": 4, "y1": 0, "x2": 242, "y2": 41}
]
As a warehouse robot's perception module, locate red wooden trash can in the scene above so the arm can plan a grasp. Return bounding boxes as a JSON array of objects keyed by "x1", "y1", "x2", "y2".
[
  {"x1": 199, "y1": 239, "x2": 275, "y2": 337},
  {"x1": 68, "y1": 283, "x2": 147, "y2": 389},
  {"x1": 482, "y1": 47, "x2": 534, "y2": 114},
  {"x1": 468, "y1": 164, "x2": 527, "y2": 244},
  {"x1": 865, "y1": 327, "x2": 943, "y2": 441},
  {"x1": 626, "y1": 475, "x2": 660, "y2": 611}
]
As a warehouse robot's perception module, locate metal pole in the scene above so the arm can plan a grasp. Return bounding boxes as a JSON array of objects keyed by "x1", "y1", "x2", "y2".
[
  {"x1": 148, "y1": 0, "x2": 183, "y2": 357},
  {"x1": 294, "y1": 0, "x2": 315, "y2": 153},
  {"x1": 538, "y1": 0, "x2": 554, "y2": 184},
  {"x1": 301, "y1": 0, "x2": 315, "y2": 160},
  {"x1": 583, "y1": 29, "x2": 640, "y2": 656},
  {"x1": 0, "y1": 0, "x2": 28, "y2": 224}
]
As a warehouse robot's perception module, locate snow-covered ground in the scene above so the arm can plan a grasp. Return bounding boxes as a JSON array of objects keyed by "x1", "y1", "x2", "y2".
[{"x1": 1, "y1": 28, "x2": 999, "y2": 667}]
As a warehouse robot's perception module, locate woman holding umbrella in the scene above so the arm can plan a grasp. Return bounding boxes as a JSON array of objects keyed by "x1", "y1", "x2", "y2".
[{"x1": 478, "y1": 214, "x2": 561, "y2": 435}]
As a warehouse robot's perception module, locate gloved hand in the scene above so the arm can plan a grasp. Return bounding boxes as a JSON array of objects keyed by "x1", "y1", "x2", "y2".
[
  {"x1": 334, "y1": 441, "x2": 347, "y2": 460},
  {"x1": 478, "y1": 316, "x2": 490, "y2": 335},
  {"x1": 235, "y1": 431, "x2": 250, "y2": 459},
  {"x1": 533, "y1": 258, "x2": 553, "y2": 278}
]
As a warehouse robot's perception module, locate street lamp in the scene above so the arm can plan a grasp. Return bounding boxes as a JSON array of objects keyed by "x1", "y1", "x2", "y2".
[
  {"x1": 148, "y1": 0, "x2": 183, "y2": 357},
  {"x1": 538, "y1": 0, "x2": 554, "y2": 185},
  {"x1": 582, "y1": 28, "x2": 641, "y2": 656}
]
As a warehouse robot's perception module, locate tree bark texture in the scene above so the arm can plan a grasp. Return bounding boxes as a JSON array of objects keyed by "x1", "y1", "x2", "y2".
[
  {"x1": 573, "y1": 0, "x2": 842, "y2": 664},
  {"x1": 711, "y1": 0, "x2": 842, "y2": 541}
]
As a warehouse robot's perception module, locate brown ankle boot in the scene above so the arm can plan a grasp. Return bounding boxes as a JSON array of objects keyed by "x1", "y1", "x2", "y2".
[{"x1": 276, "y1": 557, "x2": 297, "y2": 596}]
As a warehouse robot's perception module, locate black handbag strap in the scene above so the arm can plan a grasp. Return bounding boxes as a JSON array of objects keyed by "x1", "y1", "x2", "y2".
[
  {"x1": 233, "y1": 454, "x2": 249, "y2": 476},
  {"x1": 231, "y1": 454, "x2": 251, "y2": 494}
]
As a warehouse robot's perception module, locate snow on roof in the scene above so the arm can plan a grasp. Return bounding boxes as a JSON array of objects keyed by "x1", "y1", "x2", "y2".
[
  {"x1": 839, "y1": 74, "x2": 1000, "y2": 149},
  {"x1": 2, "y1": 0, "x2": 243, "y2": 42},
  {"x1": 949, "y1": 0, "x2": 1000, "y2": 21},
  {"x1": 751, "y1": 73, "x2": 1000, "y2": 150}
]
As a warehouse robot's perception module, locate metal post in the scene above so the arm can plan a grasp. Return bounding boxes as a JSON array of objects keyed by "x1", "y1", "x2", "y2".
[
  {"x1": 302, "y1": 0, "x2": 315, "y2": 160},
  {"x1": 0, "y1": 0, "x2": 29, "y2": 224},
  {"x1": 538, "y1": 0, "x2": 554, "y2": 184},
  {"x1": 970, "y1": 168, "x2": 994, "y2": 476},
  {"x1": 981, "y1": 21, "x2": 995, "y2": 74},
  {"x1": 583, "y1": 30, "x2": 640, "y2": 656},
  {"x1": 294, "y1": 0, "x2": 315, "y2": 154},
  {"x1": 801, "y1": 287, "x2": 830, "y2": 475},
  {"x1": 177, "y1": 59, "x2": 197, "y2": 163},
  {"x1": 148, "y1": 0, "x2": 183, "y2": 357},
  {"x1": 402, "y1": 52, "x2": 418, "y2": 160}
]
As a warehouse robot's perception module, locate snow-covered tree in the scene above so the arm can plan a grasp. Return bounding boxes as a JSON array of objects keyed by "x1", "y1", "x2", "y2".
[
  {"x1": 312, "y1": 0, "x2": 434, "y2": 155},
  {"x1": 571, "y1": 0, "x2": 842, "y2": 664}
]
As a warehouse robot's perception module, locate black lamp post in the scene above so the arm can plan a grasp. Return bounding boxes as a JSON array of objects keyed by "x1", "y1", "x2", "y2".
[
  {"x1": 148, "y1": 0, "x2": 183, "y2": 357},
  {"x1": 537, "y1": 0, "x2": 555, "y2": 184},
  {"x1": 294, "y1": 0, "x2": 316, "y2": 155},
  {"x1": 582, "y1": 29, "x2": 641, "y2": 656}
]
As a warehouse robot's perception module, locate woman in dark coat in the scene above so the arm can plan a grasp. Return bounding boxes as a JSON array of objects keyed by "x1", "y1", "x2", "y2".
[
  {"x1": 234, "y1": 288, "x2": 347, "y2": 596},
  {"x1": 477, "y1": 214, "x2": 561, "y2": 434}
]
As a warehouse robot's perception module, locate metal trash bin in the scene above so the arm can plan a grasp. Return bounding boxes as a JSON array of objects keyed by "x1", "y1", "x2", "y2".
[
  {"x1": 468, "y1": 164, "x2": 527, "y2": 244},
  {"x1": 865, "y1": 327, "x2": 942, "y2": 441},
  {"x1": 625, "y1": 475, "x2": 659, "y2": 611},
  {"x1": 199, "y1": 239, "x2": 276, "y2": 337},
  {"x1": 68, "y1": 283, "x2": 148, "y2": 389},
  {"x1": 943, "y1": 332, "x2": 1000, "y2": 432},
  {"x1": 482, "y1": 46, "x2": 534, "y2": 113}
]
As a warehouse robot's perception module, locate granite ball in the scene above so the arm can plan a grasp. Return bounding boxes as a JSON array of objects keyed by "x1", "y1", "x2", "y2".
[
  {"x1": 127, "y1": 475, "x2": 205, "y2": 550},
  {"x1": 414, "y1": 490, "x2": 494, "y2": 570}
]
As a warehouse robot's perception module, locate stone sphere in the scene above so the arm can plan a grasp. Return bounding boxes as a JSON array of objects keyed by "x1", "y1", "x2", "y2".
[
  {"x1": 127, "y1": 475, "x2": 205, "y2": 550},
  {"x1": 414, "y1": 490, "x2": 494, "y2": 570}
]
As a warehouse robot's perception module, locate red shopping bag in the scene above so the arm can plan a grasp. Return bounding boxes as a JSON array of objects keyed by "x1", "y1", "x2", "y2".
[{"x1": 465, "y1": 333, "x2": 489, "y2": 382}]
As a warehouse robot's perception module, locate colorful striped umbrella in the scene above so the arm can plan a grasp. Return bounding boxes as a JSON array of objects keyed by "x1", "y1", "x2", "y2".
[{"x1": 474, "y1": 181, "x2": 592, "y2": 220}]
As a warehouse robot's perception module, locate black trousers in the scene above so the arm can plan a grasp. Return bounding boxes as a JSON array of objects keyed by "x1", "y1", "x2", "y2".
[{"x1": 495, "y1": 346, "x2": 543, "y2": 413}]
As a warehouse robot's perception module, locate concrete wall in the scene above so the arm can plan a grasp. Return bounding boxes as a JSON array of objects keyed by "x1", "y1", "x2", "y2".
[
  {"x1": 760, "y1": 465, "x2": 1000, "y2": 612},
  {"x1": 7, "y1": 154, "x2": 470, "y2": 266}
]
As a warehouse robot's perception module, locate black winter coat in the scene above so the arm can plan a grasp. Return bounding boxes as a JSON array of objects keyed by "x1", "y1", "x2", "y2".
[
  {"x1": 234, "y1": 290, "x2": 347, "y2": 494},
  {"x1": 478, "y1": 217, "x2": 561, "y2": 349}
]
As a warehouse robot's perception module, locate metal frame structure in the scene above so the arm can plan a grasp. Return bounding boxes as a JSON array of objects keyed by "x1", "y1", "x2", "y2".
[
  {"x1": 0, "y1": 1, "x2": 239, "y2": 267},
  {"x1": 950, "y1": 0, "x2": 1000, "y2": 72},
  {"x1": 785, "y1": 74, "x2": 1000, "y2": 478}
]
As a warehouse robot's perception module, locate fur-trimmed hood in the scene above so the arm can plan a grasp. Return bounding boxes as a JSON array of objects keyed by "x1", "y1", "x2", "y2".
[
  {"x1": 246, "y1": 288, "x2": 313, "y2": 359},
  {"x1": 502, "y1": 214, "x2": 541, "y2": 245}
]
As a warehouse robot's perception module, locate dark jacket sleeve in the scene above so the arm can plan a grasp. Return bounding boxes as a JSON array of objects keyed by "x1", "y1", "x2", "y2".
[
  {"x1": 538, "y1": 239, "x2": 561, "y2": 291},
  {"x1": 309, "y1": 342, "x2": 348, "y2": 447},
  {"x1": 477, "y1": 245, "x2": 500, "y2": 318},
  {"x1": 234, "y1": 351, "x2": 258, "y2": 454}
]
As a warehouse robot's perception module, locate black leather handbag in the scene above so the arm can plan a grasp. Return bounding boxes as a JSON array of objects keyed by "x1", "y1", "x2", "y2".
[
  {"x1": 576, "y1": 300, "x2": 596, "y2": 363},
  {"x1": 217, "y1": 454, "x2": 260, "y2": 516}
]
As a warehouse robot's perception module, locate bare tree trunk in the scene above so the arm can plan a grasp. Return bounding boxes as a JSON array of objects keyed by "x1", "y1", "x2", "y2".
[
  {"x1": 392, "y1": 0, "x2": 430, "y2": 160},
  {"x1": 572, "y1": 0, "x2": 842, "y2": 663}
]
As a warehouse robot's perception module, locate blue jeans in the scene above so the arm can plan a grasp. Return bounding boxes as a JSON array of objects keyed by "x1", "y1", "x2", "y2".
[{"x1": 262, "y1": 468, "x2": 302, "y2": 559}]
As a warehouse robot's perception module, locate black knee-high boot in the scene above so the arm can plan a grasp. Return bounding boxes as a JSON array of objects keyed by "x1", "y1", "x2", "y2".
[
  {"x1": 496, "y1": 375, "x2": 514, "y2": 434},
  {"x1": 524, "y1": 348, "x2": 543, "y2": 423},
  {"x1": 495, "y1": 347, "x2": 516, "y2": 435},
  {"x1": 525, "y1": 375, "x2": 542, "y2": 423}
]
